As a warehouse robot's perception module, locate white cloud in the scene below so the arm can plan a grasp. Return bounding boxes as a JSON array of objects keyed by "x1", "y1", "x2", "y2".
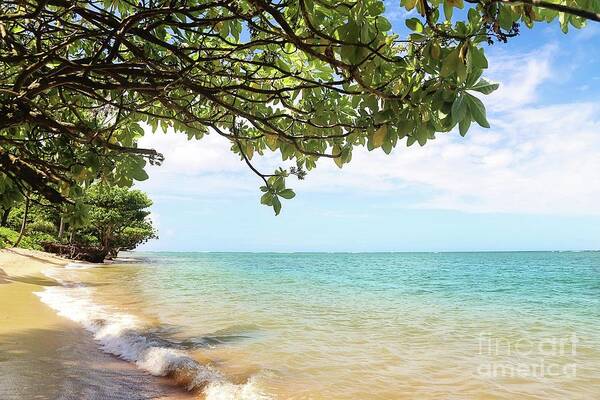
[
  {"x1": 136, "y1": 127, "x2": 292, "y2": 199},
  {"x1": 485, "y1": 45, "x2": 556, "y2": 112},
  {"x1": 286, "y1": 101, "x2": 600, "y2": 215},
  {"x1": 139, "y1": 128, "x2": 242, "y2": 174},
  {"x1": 135, "y1": 45, "x2": 600, "y2": 216}
]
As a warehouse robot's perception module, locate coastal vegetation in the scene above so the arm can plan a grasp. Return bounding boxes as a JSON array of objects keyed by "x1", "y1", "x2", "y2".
[
  {"x1": 0, "y1": 184, "x2": 156, "y2": 261},
  {"x1": 1, "y1": 0, "x2": 598, "y2": 219}
]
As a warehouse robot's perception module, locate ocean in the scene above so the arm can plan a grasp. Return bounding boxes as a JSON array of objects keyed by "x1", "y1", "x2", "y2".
[{"x1": 37, "y1": 252, "x2": 600, "y2": 399}]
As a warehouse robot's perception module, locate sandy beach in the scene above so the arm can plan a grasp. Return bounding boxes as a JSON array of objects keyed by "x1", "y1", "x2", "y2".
[{"x1": 0, "y1": 248, "x2": 192, "y2": 400}]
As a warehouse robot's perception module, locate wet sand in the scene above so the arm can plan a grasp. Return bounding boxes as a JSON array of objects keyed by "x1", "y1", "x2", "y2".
[{"x1": 0, "y1": 248, "x2": 193, "y2": 400}]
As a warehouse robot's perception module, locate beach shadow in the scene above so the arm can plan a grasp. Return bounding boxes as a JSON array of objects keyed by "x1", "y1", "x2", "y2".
[
  {"x1": 176, "y1": 324, "x2": 261, "y2": 349},
  {"x1": 0, "y1": 272, "x2": 107, "y2": 288},
  {"x1": 0, "y1": 327, "x2": 193, "y2": 400},
  {"x1": 3, "y1": 248, "x2": 67, "y2": 266},
  {"x1": 6, "y1": 275, "x2": 61, "y2": 287},
  {"x1": 132, "y1": 323, "x2": 259, "y2": 351},
  {"x1": 0, "y1": 268, "x2": 8, "y2": 284}
]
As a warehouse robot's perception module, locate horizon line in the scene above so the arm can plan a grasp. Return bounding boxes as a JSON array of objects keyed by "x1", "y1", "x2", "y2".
[{"x1": 129, "y1": 249, "x2": 600, "y2": 254}]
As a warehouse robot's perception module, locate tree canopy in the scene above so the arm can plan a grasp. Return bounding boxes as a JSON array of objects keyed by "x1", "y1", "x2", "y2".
[
  {"x1": 79, "y1": 184, "x2": 156, "y2": 257},
  {"x1": 1, "y1": 0, "x2": 598, "y2": 214},
  {"x1": 0, "y1": 184, "x2": 156, "y2": 260}
]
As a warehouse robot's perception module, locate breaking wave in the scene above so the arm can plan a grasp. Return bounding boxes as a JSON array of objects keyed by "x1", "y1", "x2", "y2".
[{"x1": 36, "y1": 267, "x2": 271, "y2": 400}]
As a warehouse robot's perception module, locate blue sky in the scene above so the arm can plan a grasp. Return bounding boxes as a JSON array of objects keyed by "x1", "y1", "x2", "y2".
[{"x1": 136, "y1": 9, "x2": 600, "y2": 252}]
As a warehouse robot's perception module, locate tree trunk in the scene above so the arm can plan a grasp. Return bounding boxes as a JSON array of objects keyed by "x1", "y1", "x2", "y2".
[
  {"x1": 58, "y1": 216, "x2": 64, "y2": 240},
  {"x1": 101, "y1": 226, "x2": 112, "y2": 255},
  {"x1": 0, "y1": 207, "x2": 10, "y2": 227},
  {"x1": 14, "y1": 197, "x2": 30, "y2": 247}
]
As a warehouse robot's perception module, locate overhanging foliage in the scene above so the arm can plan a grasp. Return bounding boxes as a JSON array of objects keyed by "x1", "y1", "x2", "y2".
[{"x1": 1, "y1": 0, "x2": 598, "y2": 213}]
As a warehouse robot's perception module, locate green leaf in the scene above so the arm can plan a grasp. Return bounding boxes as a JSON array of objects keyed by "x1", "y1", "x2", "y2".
[
  {"x1": 443, "y1": 3, "x2": 454, "y2": 21},
  {"x1": 467, "y1": 8, "x2": 479, "y2": 24},
  {"x1": 332, "y1": 144, "x2": 344, "y2": 168},
  {"x1": 265, "y1": 134, "x2": 279, "y2": 151},
  {"x1": 445, "y1": 0, "x2": 464, "y2": 9},
  {"x1": 372, "y1": 125, "x2": 387, "y2": 148},
  {"x1": 559, "y1": 12, "x2": 570, "y2": 33},
  {"x1": 469, "y1": 79, "x2": 499, "y2": 95},
  {"x1": 498, "y1": 6, "x2": 515, "y2": 30},
  {"x1": 441, "y1": 48, "x2": 459, "y2": 77},
  {"x1": 464, "y1": 93, "x2": 490, "y2": 128},
  {"x1": 451, "y1": 95, "x2": 467, "y2": 125},
  {"x1": 279, "y1": 189, "x2": 295, "y2": 199},
  {"x1": 382, "y1": 141, "x2": 393, "y2": 154},
  {"x1": 465, "y1": 68, "x2": 484, "y2": 87},
  {"x1": 130, "y1": 167, "x2": 149, "y2": 181},
  {"x1": 405, "y1": 18, "x2": 423, "y2": 33},
  {"x1": 269, "y1": 175, "x2": 285, "y2": 191},
  {"x1": 430, "y1": 42, "x2": 441, "y2": 59},
  {"x1": 470, "y1": 47, "x2": 488, "y2": 69},
  {"x1": 272, "y1": 196, "x2": 282, "y2": 215},
  {"x1": 403, "y1": 0, "x2": 418, "y2": 11},
  {"x1": 376, "y1": 16, "x2": 392, "y2": 31},
  {"x1": 414, "y1": 126, "x2": 429, "y2": 146},
  {"x1": 261, "y1": 192, "x2": 273, "y2": 205},
  {"x1": 458, "y1": 114, "x2": 471, "y2": 136}
]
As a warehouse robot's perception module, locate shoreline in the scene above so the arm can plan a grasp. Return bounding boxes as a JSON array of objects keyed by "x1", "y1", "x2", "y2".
[{"x1": 0, "y1": 248, "x2": 193, "y2": 400}]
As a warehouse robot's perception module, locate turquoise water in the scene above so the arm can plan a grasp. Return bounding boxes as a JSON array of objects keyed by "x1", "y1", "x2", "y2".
[{"x1": 43, "y1": 252, "x2": 600, "y2": 399}]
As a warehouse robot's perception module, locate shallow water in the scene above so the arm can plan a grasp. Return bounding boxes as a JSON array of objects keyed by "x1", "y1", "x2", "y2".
[{"x1": 38, "y1": 252, "x2": 600, "y2": 399}]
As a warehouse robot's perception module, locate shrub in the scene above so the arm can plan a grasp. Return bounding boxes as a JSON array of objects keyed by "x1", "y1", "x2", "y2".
[
  {"x1": 28, "y1": 231, "x2": 56, "y2": 248},
  {"x1": 28, "y1": 220, "x2": 57, "y2": 235},
  {"x1": 0, "y1": 227, "x2": 42, "y2": 251}
]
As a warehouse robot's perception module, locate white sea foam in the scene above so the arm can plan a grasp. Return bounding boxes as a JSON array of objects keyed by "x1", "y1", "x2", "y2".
[
  {"x1": 64, "y1": 262, "x2": 96, "y2": 270},
  {"x1": 36, "y1": 267, "x2": 271, "y2": 400},
  {"x1": 112, "y1": 257, "x2": 139, "y2": 262}
]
